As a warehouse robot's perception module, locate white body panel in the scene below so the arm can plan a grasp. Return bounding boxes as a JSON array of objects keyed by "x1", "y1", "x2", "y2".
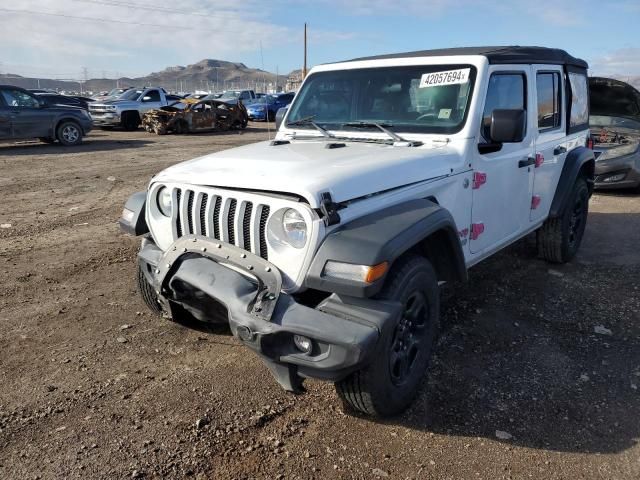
[{"x1": 146, "y1": 53, "x2": 589, "y2": 292}]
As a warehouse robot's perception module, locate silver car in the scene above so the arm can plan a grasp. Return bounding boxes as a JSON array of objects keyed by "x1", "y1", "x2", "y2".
[{"x1": 590, "y1": 77, "x2": 640, "y2": 189}]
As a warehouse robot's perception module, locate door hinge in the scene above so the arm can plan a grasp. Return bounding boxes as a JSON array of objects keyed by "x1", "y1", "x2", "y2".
[
  {"x1": 319, "y1": 192, "x2": 341, "y2": 226},
  {"x1": 470, "y1": 223, "x2": 485, "y2": 240},
  {"x1": 531, "y1": 195, "x2": 542, "y2": 210},
  {"x1": 535, "y1": 153, "x2": 544, "y2": 168},
  {"x1": 472, "y1": 172, "x2": 487, "y2": 189}
]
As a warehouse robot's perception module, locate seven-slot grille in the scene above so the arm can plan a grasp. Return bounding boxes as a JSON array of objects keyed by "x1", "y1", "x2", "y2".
[{"x1": 172, "y1": 187, "x2": 271, "y2": 260}]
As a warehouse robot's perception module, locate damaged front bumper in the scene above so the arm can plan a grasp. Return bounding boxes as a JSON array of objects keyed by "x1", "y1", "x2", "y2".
[{"x1": 138, "y1": 235, "x2": 400, "y2": 391}]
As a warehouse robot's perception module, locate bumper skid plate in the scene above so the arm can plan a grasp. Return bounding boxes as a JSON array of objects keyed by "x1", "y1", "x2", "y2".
[{"x1": 138, "y1": 236, "x2": 401, "y2": 391}]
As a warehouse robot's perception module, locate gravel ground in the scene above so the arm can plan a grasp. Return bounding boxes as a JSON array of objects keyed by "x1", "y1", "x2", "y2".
[{"x1": 1, "y1": 126, "x2": 639, "y2": 479}]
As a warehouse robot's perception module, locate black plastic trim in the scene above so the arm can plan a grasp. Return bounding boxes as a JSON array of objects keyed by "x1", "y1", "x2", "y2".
[
  {"x1": 549, "y1": 146, "x2": 595, "y2": 217},
  {"x1": 305, "y1": 199, "x2": 467, "y2": 297}
]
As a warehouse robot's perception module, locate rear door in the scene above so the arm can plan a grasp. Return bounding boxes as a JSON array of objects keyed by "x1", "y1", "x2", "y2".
[
  {"x1": 469, "y1": 67, "x2": 535, "y2": 255},
  {"x1": 531, "y1": 66, "x2": 567, "y2": 223}
]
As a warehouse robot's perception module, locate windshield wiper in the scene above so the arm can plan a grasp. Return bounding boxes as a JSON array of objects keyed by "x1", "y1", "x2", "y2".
[
  {"x1": 287, "y1": 116, "x2": 335, "y2": 138},
  {"x1": 342, "y1": 121, "x2": 422, "y2": 146}
]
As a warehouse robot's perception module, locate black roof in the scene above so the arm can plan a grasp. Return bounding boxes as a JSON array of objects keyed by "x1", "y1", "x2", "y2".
[{"x1": 343, "y1": 46, "x2": 588, "y2": 69}]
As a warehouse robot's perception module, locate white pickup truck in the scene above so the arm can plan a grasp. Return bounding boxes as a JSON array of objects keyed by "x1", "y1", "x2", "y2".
[
  {"x1": 119, "y1": 46, "x2": 594, "y2": 417},
  {"x1": 89, "y1": 87, "x2": 178, "y2": 130}
]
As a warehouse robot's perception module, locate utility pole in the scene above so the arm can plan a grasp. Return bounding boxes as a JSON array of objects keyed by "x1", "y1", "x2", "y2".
[
  {"x1": 303, "y1": 23, "x2": 307, "y2": 79},
  {"x1": 81, "y1": 66, "x2": 89, "y2": 94}
]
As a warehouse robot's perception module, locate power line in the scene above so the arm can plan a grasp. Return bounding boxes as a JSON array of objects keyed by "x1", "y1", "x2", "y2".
[
  {"x1": 0, "y1": 7, "x2": 263, "y2": 33},
  {"x1": 70, "y1": 0, "x2": 242, "y2": 19}
]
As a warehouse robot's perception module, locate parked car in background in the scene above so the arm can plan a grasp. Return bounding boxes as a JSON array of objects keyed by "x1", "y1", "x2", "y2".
[
  {"x1": 94, "y1": 87, "x2": 133, "y2": 101},
  {"x1": 589, "y1": 77, "x2": 640, "y2": 189},
  {"x1": 34, "y1": 93, "x2": 94, "y2": 111},
  {"x1": 218, "y1": 89, "x2": 257, "y2": 105},
  {"x1": 0, "y1": 85, "x2": 92, "y2": 145},
  {"x1": 141, "y1": 98, "x2": 248, "y2": 134},
  {"x1": 246, "y1": 92, "x2": 295, "y2": 121},
  {"x1": 89, "y1": 87, "x2": 182, "y2": 130}
]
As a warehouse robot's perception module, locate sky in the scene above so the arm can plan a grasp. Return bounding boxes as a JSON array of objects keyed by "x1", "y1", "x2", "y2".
[{"x1": 0, "y1": 0, "x2": 638, "y2": 81}]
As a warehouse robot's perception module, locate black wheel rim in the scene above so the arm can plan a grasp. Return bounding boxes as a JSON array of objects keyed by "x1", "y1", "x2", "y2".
[
  {"x1": 568, "y1": 193, "x2": 586, "y2": 248},
  {"x1": 389, "y1": 291, "x2": 429, "y2": 386}
]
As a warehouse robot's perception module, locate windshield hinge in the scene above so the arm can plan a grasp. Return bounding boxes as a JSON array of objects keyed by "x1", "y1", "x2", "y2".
[{"x1": 320, "y1": 192, "x2": 341, "y2": 226}]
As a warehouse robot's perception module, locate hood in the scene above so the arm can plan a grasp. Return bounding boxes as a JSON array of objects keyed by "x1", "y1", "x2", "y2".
[
  {"x1": 153, "y1": 140, "x2": 462, "y2": 208},
  {"x1": 589, "y1": 77, "x2": 640, "y2": 121},
  {"x1": 91, "y1": 99, "x2": 139, "y2": 107}
]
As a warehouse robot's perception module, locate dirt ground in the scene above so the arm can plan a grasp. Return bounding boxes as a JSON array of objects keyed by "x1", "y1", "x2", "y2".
[{"x1": 1, "y1": 126, "x2": 639, "y2": 480}]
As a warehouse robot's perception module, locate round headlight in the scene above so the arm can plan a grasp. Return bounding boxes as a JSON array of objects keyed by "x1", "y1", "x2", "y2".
[
  {"x1": 282, "y1": 209, "x2": 307, "y2": 248},
  {"x1": 156, "y1": 186, "x2": 172, "y2": 217}
]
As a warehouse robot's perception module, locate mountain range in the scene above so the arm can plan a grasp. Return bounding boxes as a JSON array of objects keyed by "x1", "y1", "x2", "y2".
[{"x1": 0, "y1": 59, "x2": 294, "y2": 94}]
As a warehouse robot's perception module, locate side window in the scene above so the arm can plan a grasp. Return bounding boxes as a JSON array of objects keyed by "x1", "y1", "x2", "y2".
[
  {"x1": 568, "y1": 72, "x2": 589, "y2": 130},
  {"x1": 1, "y1": 89, "x2": 40, "y2": 108},
  {"x1": 482, "y1": 73, "x2": 526, "y2": 140},
  {"x1": 536, "y1": 72, "x2": 562, "y2": 130},
  {"x1": 143, "y1": 90, "x2": 160, "y2": 102},
  {"x1": 240, "y1": 92, "x2": 250, "y2": 100}
]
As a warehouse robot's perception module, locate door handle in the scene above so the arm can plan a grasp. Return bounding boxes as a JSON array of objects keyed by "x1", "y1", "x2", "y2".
[
  {"x1": 519, "y1": 157, "x2": 535, "y2": 168},
  {"x1": 554, "y1": 145, "x2": 567, "y2": 155}
]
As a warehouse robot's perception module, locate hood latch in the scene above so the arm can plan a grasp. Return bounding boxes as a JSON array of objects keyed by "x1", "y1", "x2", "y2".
[{"x1": 320, "y1": 192, "x2": 341, "y2": 226}]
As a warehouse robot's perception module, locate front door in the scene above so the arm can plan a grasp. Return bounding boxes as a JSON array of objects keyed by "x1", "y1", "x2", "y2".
[
  {"x1": 470, "y1": 67, "x2": 535, "y2": 255},
  {"x1": 530, "y1": 65, "x2": 567, "y2": 223},
  {"x1": 0, "y1": 88, "x2": 50, "y2": 139}
]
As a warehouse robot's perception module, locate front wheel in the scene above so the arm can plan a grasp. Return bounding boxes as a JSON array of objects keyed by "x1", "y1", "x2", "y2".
[
  {"x1": 56, "y1": 121, "x2": 83, "y2": 146},
  {"x1": 537, "y1": 176, "x2": 589, "y2": 263},
  {"x1": 335, "y1": 254, "x2": 440, "y2": 417},
  {"x1": 137, "y1": 264, "x2": 163, "y2": 316}
]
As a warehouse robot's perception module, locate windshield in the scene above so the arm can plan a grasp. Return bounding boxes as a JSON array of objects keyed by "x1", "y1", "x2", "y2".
[
  {"x1": 221, "y1": 91, "x2": 241, "y2": 99},
  {"x1": 119, "y1": 89, "x2": 143, "y2": 101},
  {"x1": 286, "y1": 65, "x2": 476, "y2": 135}
]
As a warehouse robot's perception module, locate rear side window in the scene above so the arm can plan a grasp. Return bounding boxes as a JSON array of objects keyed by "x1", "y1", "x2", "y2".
[
  {"x1": 482, "y1": 73, "x2": 526, "y2": 140},
  {"x1": 537, "y1": 72, "x2": 562, "y2": 130},
  {"x1": 568, "y1": 72, "x2": 589, "y2": 131}
]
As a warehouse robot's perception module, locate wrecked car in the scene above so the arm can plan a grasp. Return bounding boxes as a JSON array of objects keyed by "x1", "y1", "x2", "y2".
[
  {"x1": 141, "y1": 99, "x2": 248, "y2": 135},
  {"x1": 589, "y1": 77, "x2": 640, "y2": 189},
  {"x1": 120, "y1": 46, "x2": 594, "y2": 417}
]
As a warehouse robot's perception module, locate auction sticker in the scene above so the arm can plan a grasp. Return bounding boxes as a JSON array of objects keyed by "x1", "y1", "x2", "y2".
[{"x1": 419, "y1": 68, "x2": 470, "y2": 88}]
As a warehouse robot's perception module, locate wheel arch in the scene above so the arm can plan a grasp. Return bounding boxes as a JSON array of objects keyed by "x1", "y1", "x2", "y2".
[
  {"x1": 305, "y1": 198, "x2": 467, "y2": 298},
  {"x1": 549, "y1": 146, "x2": 595, "y2": 218}
]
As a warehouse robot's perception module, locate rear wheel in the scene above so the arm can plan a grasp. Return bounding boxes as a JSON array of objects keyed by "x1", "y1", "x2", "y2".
[
  {"x1": 121, "y1": 112, "x2": 140, "y2": 131},
  {"x1": 335, "y1": 254, "x2": 440, "y2": 417},
  {"x1": 56, "y1": 121, "x2": 83, "y2": 146},
  {"x1": 537, "y1": 176, "x2": 589, "y2": 263}
]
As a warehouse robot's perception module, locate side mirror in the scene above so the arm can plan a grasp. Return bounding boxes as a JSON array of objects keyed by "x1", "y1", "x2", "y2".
[
  {"x1": 490, "y1": 109, "x2": 526, "y2": 143},
  {"x1": 38, "y1": 99, "x2": 48, "y2": 108},
  {"x1": 275, "y1": 106, "x2": 288, "y2": 129},
  {"x1": 142, "y1": 96, "x2": 152, "y2": 102}
]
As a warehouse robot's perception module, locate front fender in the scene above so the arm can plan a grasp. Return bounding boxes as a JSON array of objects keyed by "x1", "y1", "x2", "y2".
[
  {"x1": 305, "y1": 199, "x2": 466, "y2": 297},
  {"x1": 549, "y1": 146, "x2": 595, "y2": 217}
]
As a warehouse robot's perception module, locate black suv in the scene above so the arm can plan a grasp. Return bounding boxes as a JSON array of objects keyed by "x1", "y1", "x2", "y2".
[{"x1": 0, "y1": 85, "x2": 93, "y2": 146}]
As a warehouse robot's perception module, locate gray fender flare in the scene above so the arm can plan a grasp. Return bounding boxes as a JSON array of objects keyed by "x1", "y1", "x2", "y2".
[
  {"x1": 549, "y1": 146, "x2": 595, "y2": 218},
  {"x1": 119, "y1": 191, "x2": 149, "y2": 236},
  {"x1": 305, "y1": 199, "x2": 467, "y2": 297}
]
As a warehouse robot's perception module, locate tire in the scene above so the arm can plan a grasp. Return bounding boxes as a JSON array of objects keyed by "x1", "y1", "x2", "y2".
[
  {"x1": 39, "y1": 137, "x2": 56, "y2": 144},
  {"x1": 537, "y1": 176, "x2": 589, "y2": 263},
  {"x1": 335, "y1": 254, "x2": 440, "y2": 417},
  {"x1": 121, "y1": 112, "x2": 140, "y2": 131},
  {"x1": 137, "y1": 264, "x2": 163, "y2": 316},
  {"x1": 56, "y1": 121, "x2": 83, "y2": 146}
]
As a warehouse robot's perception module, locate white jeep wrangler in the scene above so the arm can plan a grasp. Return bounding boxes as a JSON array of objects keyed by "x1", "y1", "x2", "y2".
[{"x1": 120, "y1": 46, "x2": 594, "y2": 417}]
